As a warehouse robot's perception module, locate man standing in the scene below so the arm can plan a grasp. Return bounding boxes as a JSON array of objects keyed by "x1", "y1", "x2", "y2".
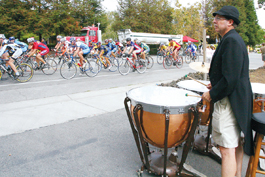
[
  {"x1": 260, "y1": 43, "x2": 265, "y2": 66},
  {"x1": 202, "y1": 6, "x2": 254, "y2": 177}
]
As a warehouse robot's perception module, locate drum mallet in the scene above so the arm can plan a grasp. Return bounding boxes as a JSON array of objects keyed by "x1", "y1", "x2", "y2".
[
  {"x1": 185, "y1": 93, "x2": 202, "y2": 98},
  {"x1": 185, "y1": 75, "x2": 208, "y2": 87}
]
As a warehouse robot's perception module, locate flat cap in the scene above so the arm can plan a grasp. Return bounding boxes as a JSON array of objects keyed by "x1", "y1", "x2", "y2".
[{"x1": 213, "y1": 6, "x2": 240, "y2": 25}]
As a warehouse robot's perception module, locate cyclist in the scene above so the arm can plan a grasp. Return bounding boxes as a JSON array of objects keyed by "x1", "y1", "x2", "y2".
[
  {"x1": 15, "y1": 39, "x2": 28, "y2": 53},
  {"x1": 0, "y1": 43, "x2": 23, "y2": 79},
  {"x1": 158, "y1": 43, "x2": 167, "y2": 55},
  {"x1": 167, "y1": 38, "x2": 181, "y2": 61},
  {"x1": 136, "y1": 40, "x2": 149, "y2": 60},
  {"x1": 95, "y1": 42, "x2": 112, "y2": 69},
  {"x1": 0, "y1": 34, "x2": 7, "y2": 49},
  {"x1": 186, "y1": 41, "x2": 197, "y2": 59},
  {"x1": 105, "y1": 39, "x2": 117, "y2": 58},
  {"x1": 70, "y1": 37, "x2": 90, "y2": 68},
  {"x1": 8, "y1": 36, "x2": 16, "y2": 44},
  {"x1": 54, "y1": 35, "x2": 62, "y2": 51},
  {"x1": 26, "y1": 37, "x2": 49, "y2": 69},
  {"x1": 115, "y1": 40, "x2": 124, "y2": 57},
  {"x1": 122, "y1": 38, "x2": 142, "y2": 64},
  {"x1": 59, "y1": 37, "x2": 71, "y2": 59},
  {"x1": 109, "y1": 38, "x2": 115, "y2": 46}
]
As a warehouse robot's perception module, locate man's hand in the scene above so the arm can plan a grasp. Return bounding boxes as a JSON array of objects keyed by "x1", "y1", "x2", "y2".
[
  {"x1": 202, "y1": 91, "x2": 212, "y2": 102},
  {"x1": 206, "y1": 83, "x2": 212, "y2": 90}
]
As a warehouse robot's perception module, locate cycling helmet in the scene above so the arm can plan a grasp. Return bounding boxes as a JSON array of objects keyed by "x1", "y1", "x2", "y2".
[
  {"x1": 115, "y1": 40, "x2": 118, "y2": 42},
  {"x1": 61, "y1": 37, "x2": 66, "y2": 42},
  {"x1": 126, "y1": 38, "x2": 131, "y2": 42},
  {"x1": 27, "y1": 38, "x2": 34, "y2": 43},
  {"x1": 168, "y1": 37, "x2": 172, "y2": 41},
  {"x1": 109, "y1": 38, "x2": 113, "y2": 41},
  {"x1": 188, "y1": 41, "x2": 191, "y2": 43},
  {"x1": 57, "y1": 35, "x2": 62, "y2": 39},
  {"x1": 97, "y1": 41, "x2": 101, "y2": 45},
  {"x1": 70, "y1": 37, "x2": 76, "y2": 42},
  {"x1": 136, "y1": 40, "x2": 141, "y2": 45},
  {"x1": 160, "y1": 43, "x2": 165, "y2": 46},
  {"x1": 105, "y1": 39, "x2": 109, "y2": 43},
  {"x1": 9, "y1": 36, "x2": 15, "y2": 41}
]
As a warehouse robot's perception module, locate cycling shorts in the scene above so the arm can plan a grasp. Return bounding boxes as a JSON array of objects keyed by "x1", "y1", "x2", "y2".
[
  {"x1": 144, "y1": 48, "x2": 150, "y2": 53},
  {"x1": 106, "y1": 50, "x2": 112, "y2": 57},
  {"x1": 11, "y1": 48, "x2": 23, "y2": 59},
  {"x1": 39, "y1": 49, "x2": 49, "y2": 56},
  {"x1": 111, "y1": 48, "x2": 117, "y2": 53},
  {"x1": 82, "y1": 48, "x2": 90, "y2": 55}
]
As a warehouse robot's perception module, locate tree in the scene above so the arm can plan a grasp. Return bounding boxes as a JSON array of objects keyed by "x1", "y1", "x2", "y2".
[
  {"x1": 113, "y1": 0, "x2": 173, "y2": 34},
  {"x1": 172, "y1": 0, "x2": 204, "y2": 40},
  {"x1": 102, "y1": 12, "x2": 118, "y2": 40},
  {"x1": 258, "y1": 0, "x2": 265, "y2": 4}
]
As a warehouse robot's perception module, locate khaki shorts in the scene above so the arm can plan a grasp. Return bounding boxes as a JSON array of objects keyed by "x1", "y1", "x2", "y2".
[{"x1": 212, "y1": 97, "x2": 241, "y2": 148}]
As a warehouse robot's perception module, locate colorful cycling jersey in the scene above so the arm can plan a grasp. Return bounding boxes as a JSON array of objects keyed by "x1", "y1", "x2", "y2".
[
  {"x1": 160, "y1": 45, "x2": 167, "y2": 50},
  {"x1": 98, "y1": 45, "x2": 109, "y2": 54},
  {"x1": 115, "y1": 42, "x2": 123, "y2": 47},
  {"x1": 89, "y1": 42, "x2": 97, "y2": 49},
  {"x1": 0, "y1": 39, "x2": 8, "y2": 48},
  {"x1": 75, "y1": 42, "x2": 89, "y2": 50},
  {"x1": 32, "y1": 42, "x2": 49, "y2": 51},
  {"x1": 63, "y1": 41, "x2": 71, "y2": 48},
  {"x1": 186, "y1": 44, "x2": 197, "y2": 53},
  {"x1": 140, "y1": 43, "x2": 149, "y2": 51},
  {"x1": 0, "y1": 43, "x2": 21, "y2": 56},
  {"x1": 169, "y1": 41, "x2": 181, "y2": 49},
  {"x1": 126, "y1": 41, "x2": 142, "y2": 51},
  {"x1": 106, "y1": 43, "x2": 117, "y2": 50}
]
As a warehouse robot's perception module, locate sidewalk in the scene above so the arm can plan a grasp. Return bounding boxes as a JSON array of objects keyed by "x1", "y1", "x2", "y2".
[{"x1": 0, "y1": 81, "x2": 172, "y2": 137}]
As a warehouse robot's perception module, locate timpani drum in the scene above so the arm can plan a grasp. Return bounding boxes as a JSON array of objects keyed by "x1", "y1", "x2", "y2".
[
  {"x1": 127, "y1": 86, "x2": 201, "y2": 148},
  {"x1": 177, "y1": 80, "x2": 211, "y2": 125},
  {"x1": 251, "y1": 83, "x2": 265, "y2": 113}
]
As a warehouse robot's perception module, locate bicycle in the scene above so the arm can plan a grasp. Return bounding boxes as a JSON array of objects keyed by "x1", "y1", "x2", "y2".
[
  {"x1": 184, "y1": 51, "x2": 199, "y2": 64},
  {"x1": 118, "y1": 54, "x2": 147, "y2": 75},
  {"x1": 157, "y1": 50, "x2": 166, "y2": 65},
  {"x1": 60, "y1": 54, "x2": 99, "y2": 79},
  {"x1": 163, "y1": 51, "x2": 183, "y2": 69},
  {"x1": 145, "y1": 54, "x2": 154, "y2": 69},
  {"x1": 23, "y1": 55, "x2": 58, "y2": 75},
  {"x1": 93, "y1": 54, "x2": 119, "y2": 72},
  {"x1": 0, "y1": 58, "x2": 33, "y2": 82}
]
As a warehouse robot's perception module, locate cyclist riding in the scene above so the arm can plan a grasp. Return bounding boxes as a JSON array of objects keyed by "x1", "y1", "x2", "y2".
[
  {"x1": 15, "y1": 39, "x2": 28, "y2": 53},
  {"x1": 167, "y1": 38, "x2": 181, "y2": 61},
  {"x1": 26, "y1": 37, "x2": 49, "y2": 69},
  {"x1": 0, "y1": 42, "x2": 23, "y2": 79},
  {"x1": 54, "y1": 35, "x2": 62, "y2": 51},
  {"x1": 70, "y1": 37, "x2": 90, "y2": 68},
  {"x1": 136, "y1": 40, "x2": 149, "y2": 60},
  {"x1": 186, "y1": 41, "x2": 197, "y2": 58},
  {"x1": 158, "y1": 43, "x2": 167, "y2": 55},
  {"x1": 105, "y1": 39, "x2": 117, "y2": 58},
  {"x1": 115, "y1": 40, "x2": 124, "y2": 56},
  {"x1": 95, "y1": 42, "x2": 112, "y2": 69},
  {"x1": 59, "y1": 37, "x2": 71, "y2": 58},
  {"x1": 122, "y1": 38, "x2": 143, "y2": 64}
]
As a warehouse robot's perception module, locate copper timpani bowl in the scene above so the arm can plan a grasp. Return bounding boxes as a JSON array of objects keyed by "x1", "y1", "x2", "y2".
[
  {"x1": 127, "y1": 86, "x2": 201, "y2": 148},
  {"x1": 177, "y1": 80, "x2": 211, "y2": 125}
]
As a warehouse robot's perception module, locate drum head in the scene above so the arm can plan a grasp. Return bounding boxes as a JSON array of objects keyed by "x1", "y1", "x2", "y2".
[
  {"x1": 251, "y1": 83, "x2": 265, "y2": 95},
  {"x1": 177, "y1": 80, "x2": 210, "y2": 93},
  {"x1": 127, "y1": 86, "x2": 201, "y2": 114}
]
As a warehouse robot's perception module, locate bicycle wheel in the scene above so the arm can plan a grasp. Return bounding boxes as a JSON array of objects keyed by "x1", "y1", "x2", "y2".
[
  {"x1": 185, "y1": 55, "x2": 191, "y2": 64},
  {"x1": 42, "y1": 58, "x2": 57, "y2": 75},
  {"x1": 157, "y1": 55, "x2": 164, "y2": 65},
  {"x1": 136, "y1": 59, "x2": 147, "y2": 74},
  {"x1": 118, "y1": 58, "x2": 130, "y2": 75},
  {"x1": 109, "y1": 57, "x2": 119, "y2": 72},
  {"x1": 176, "y1": 56, "x2": 183, "y2": 69},
  {"x1": 146, "y1": 56, "x2": 154, "y2": 69},
  {"x1": 60, "y1": 61, "x2": 77, "y2": 79},
  {"x1": 84, "y1": 59, "x2": 99, "y2": 77},
  {"x1": 163, "y1": 56, "x2": 173, "y2": 69},
  {"x1": 16, "y1": 63, "x2": 34, "y2": 82}
]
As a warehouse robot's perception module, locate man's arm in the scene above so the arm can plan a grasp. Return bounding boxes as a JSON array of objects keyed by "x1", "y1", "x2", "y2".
[{"x1": 28, "y1": 49, "x2": 37, "y2": 57}]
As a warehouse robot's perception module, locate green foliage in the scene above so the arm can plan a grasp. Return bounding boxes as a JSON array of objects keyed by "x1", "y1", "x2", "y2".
[
  {"x1": 113, "y1": 0, "x2": 174, "y2": 34},
  {"x1": 258, "y1": 0, "x2": 265, "y2": 4},
  {"x1": 0, "y1": 0, "x2": 106, "y2": 41},
  {"x1": 172, "y1": 0, "x2": 204, "y2": 40},
  {"x1": 102, "y1": 12, "x2": 118, "y2": 40}
]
